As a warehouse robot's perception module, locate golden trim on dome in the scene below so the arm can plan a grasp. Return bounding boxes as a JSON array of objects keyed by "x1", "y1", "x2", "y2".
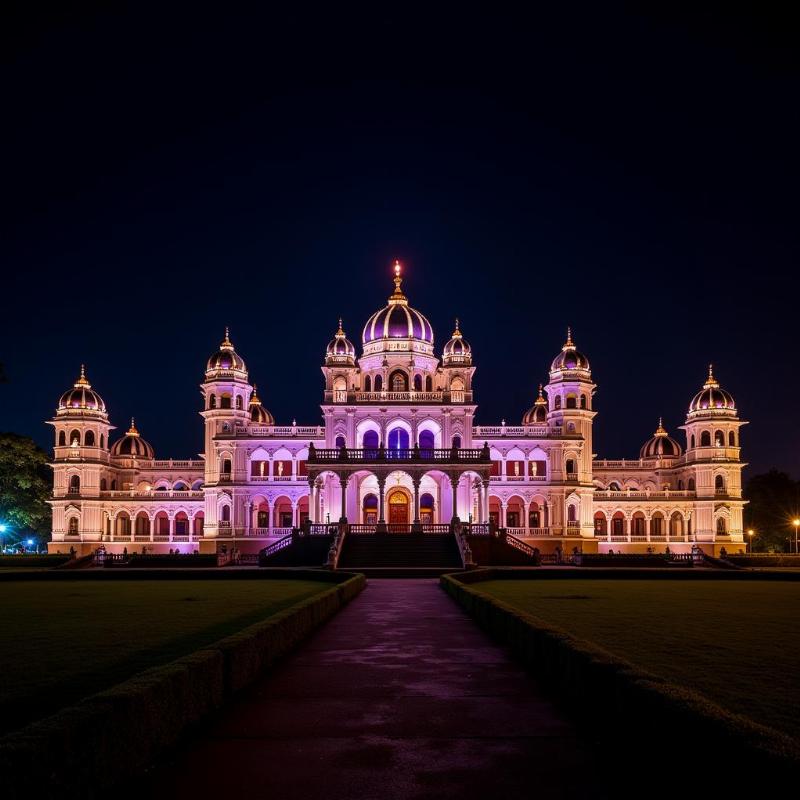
[
  {"x1": 336, "y1": 318, "x2": 345, "y2": 336},
  {"x1": 250, "y1": 384, "x2": 262, "y2": 405},
  {"x1": 654, "y1": 417, "x2": 667, "y2": 437},
  {"x1": 221, "y1": 327, "x2": 233, "y2": 350},
  {"x1": 388, "y1": 260, "x2": 408, "y2": 304},
  {"x1": 127, "y1": 417, "x2": 140, "y2": 436},
  {"x1": 562, "y1": 327, "x2": 575, "y2": 351},
  {"x1": 451, "y1": 318, "x2": 462, "y2": 338},
  {"x1": 534, "y1": 384, "x2": 547, "y2": 405}
]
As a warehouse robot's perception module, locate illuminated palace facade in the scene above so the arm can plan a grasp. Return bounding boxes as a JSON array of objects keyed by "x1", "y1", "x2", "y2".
[{"x1": 48, "y1": 264, "x2": 746, "y2": 557}]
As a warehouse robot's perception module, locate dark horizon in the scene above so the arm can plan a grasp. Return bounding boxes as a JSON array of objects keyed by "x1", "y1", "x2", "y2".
[{"x1": 2, "y1": 6, "x2": 799, "y2": 476}]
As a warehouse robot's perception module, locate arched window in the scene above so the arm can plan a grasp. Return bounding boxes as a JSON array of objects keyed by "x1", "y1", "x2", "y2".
[
  {"x1": 420, "y1": 492, "x2": 435, "y2": 524},
  {"x1": 221, "y1": 394, "x2": 232, "y2": 409},
  {"x1": 452, "y1": 434, "x2": 462, "y2": 449},
  {"x1": 336, "y1": 434, "x2": 347, "y2": 449},
  {"x1": 374, "y1": 375, "x2": 382, "y2": 392},
  {"x1": 566, "y1": 395, "x2": 577, "y2": 409},
  {"x1": 608, "y1": 482, "x2": 621, "y2": 491},
  {"x1": 390, "y1": 370, "x2": 408, "y2": 392},
  {"x1": 362, "y1": 493, "x2": 378, "y2": 524},
  {"x1": 70, "y1": 429, "x2": 81, "y2": 446},
  {"x1": 565, "y1": 458, "x2": 576, "y2": 476},
  {"x1": 221, "y1": 505, "x2": 231, "y2": 522},
  {"x1": 688, "y1": 478, "x2": 696, "y2": 491},
  {"x1": 135, "y1": 513, "x2": 150, "y2": 536},
  {"x1": 68, "y1": 475, "x2": 80, "y2": 494},
  {"x1": 173, "y1": 482, "x2": 188, "y2": 491},
  {"x1": 690, "y1": 434, "x2": 695, "y2": 448},
  {"x1": 116, "y1": 512, "x2": 130, "y2": 536},
  {"x1": 100, "y1": 478, "x2": 107, "y2": 491},
  {"x1": 58, "y1": 431, "x2": 66, "y2": 446},
  {"x1": 100, "y1": 434, "x2": 104, "y2": 449},
  {"x1": 68, "y1": 517, "x2": 79, "y2": 535},
  {"x1": 714, "y1": 430, "x2": 724, "y2": 447},
  {"x1": 700, "y1": 431, "x2": 711, "y2": 447},
  {"x1": 580, "y1": 394, "x2": 587, "y2": 409},
  {"x1": 567, "y1": 504, "x2": 577, "y2": 522},
  {"x1": 388, "y1": 427, "x2": 409, "y2": 451},
  {"x1": 364, "y1": 375, "x2": 371, "y2": 392},
  {"x1": 567, "y1": 422, "x2": 576, "y2": 433},
  {"x1": 677, "y1": 479, "x2": 684, "y2": 490},
  {"x1": 209, "y1": 394, "x2": 217, "y2": 409},
  {"x1": 715, "y1": 474, "x2": 725, "y2": 493},
  {"x1": 84, "y1": 430, "x2": 95, "y2": 447},
  {"x1": 651, "y1": 513, "x2": 664, "y2": 537},
  {"x1": 236, "y1": 396, "x2": 243, "y2": 410},
  {"x1": 716, "y1": 517, "x2": 727, "y2": 535},
  {"x1": 413, "y1": 374, "x2": 422, "y2": 392},
  {"x1": 419, "y1": 430, "x2": 435, "y2": 455},
  {"x1": 554, "y1": 396, "x2": 561, "y2": 410},
  {"x1": 729, "y1": 431, "x2": 736, "y2": 446},
  {"x1": 425, "y1": 376, "x2": 433, "y2": 392},
  {"x1": 221, "y1": 458, "x2": 231, "y2": 476},
  {"x1": 529, "y1": 503, "x2": 541, "y2": 529}
]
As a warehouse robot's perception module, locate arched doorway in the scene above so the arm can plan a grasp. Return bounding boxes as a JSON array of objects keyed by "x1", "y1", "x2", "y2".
[
  {"x1": 363, "y1": 493, "x2": 378, "y2": 525},
  {"x1": 387, "y1": 489, "x2": 410, "y2": 526},
  {"x1": 420, "y1": 492, "x2": 435, "y2": 524}
]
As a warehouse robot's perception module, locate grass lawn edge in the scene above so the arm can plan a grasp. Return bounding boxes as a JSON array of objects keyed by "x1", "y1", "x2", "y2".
[
  {"x1": 0, "y1": 571, "x2": 366, "y2": 799},
  {"x1": 440, "y1": 570, "x2": 800, "y2": 774}
]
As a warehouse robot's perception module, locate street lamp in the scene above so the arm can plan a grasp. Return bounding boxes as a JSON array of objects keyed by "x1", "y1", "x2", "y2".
[
  {"x1": 0, "y1": 523, "x2": 6, "y2": 552},
  {"x1": 747, "y1": 529, "x2": 754, "y2": 555},
  {"x1": 793, "y1": 519, "x2": 800, "y2": 554}
]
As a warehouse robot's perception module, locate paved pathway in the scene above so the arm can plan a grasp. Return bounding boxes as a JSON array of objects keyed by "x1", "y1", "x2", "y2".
[{"x1": 141, "y1": 580, "x2": 608, "y2": 799}]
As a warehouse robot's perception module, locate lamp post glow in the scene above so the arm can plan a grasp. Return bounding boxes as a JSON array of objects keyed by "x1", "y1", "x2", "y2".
[
  {"x1": 793, "y1": 519, "x2": 800, "y2": 554},
  {"x1": 747, "y1": 529, "x2": 754, "y2": 555}
]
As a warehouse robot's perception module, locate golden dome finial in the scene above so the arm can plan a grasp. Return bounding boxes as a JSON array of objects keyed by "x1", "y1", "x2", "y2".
[
  {"x1": 337, "y1": 317, "x2": 345, "y2": 336},
  {"x1": 128, "y1": 417, "x2": 139, "y2": 436},
  {"x1": 704, "y1": 363, "x2": 718, "y2": 388},
  {"x1": 654, "y1": 417, "x2": 667, "y2": 436},
  {"x1": 221, "y1": 327, "x2": 233, "y2": 348},
  {"x1": 452, "y1": 318, "x2": 461, "y2": 337},
  {"x1": 250, "y1": 384, "x2": 261, "y2": 405},
  {"x1": 535, "y1": 383, "x2": 547, "y2": 405},
  {"x1": 75, "y1": 364, "x2": 90, "y2": 387},
  {"x1": 389, "y1": 259, "x2": 407, "y2": 302},
  {"x1": 563, "y1": 327, "x2": 574, "y2": 350}
]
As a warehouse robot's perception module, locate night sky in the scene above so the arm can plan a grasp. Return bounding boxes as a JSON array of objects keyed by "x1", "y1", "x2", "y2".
[{"x1": 2, "y1": 6, "x2": 798, "y2": 476}]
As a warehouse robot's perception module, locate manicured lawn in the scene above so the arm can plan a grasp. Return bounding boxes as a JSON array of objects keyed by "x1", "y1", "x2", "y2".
[
  {"x1": 476, "y1": 579, "x2": 800, "y2": 740},
  {"x1": 0, "y1": 579, "x2": 328, "y2": 735}
]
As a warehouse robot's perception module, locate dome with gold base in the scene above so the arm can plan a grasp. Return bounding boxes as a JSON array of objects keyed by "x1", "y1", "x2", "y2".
[
  {"x1": 442, "y1": 319, "x2": 471, "y2": 364},
  {"x1": 206, "y1": 328, "x2": 247, "y2": 379},
  {"x1": 550, "y1": 328, "x2": 590, "y2": 373},
  {"x1": 640, "y1": 418, "x2": 682, "y2": 459},
  {"x1": 57, "y1": 365, "x2": 107, "y2": 417},
  {"x1": 522, "y1": 384, "x2": 548, "y2": 425},
  {"x1": 248, "y1": 385, "x2": 275, "y2": 425},
  {"x1": 688, "y1": 364, "x2": 735, "y2": 416},
  {"x1": 111, "y1": 418, "x2": 155, "y2": 458}
]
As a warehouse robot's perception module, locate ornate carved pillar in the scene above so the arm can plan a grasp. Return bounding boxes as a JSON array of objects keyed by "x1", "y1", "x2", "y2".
[
  {"x1": 377, "y1": 475, "x2": 387, "y2": 532},
  {"x1": 339, "y1": 473, "x2": 349, "y2": 523},
  {"x1": 412, "y1": 476, "x2": 421, "y2": 531},
  {"x1": 450, "y1": 475, "x2": 460, "y2": 523},
  {"x1": 482, "y1": 480, "x2": 490, "y2": 525}
]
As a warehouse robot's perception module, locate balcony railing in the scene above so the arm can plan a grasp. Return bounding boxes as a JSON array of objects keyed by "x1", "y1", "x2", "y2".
[
  {"x1": 357, "y1": 391, "x2": 444, "y2": 403},
  {"x1": 307, "y1": 445, "x2": 491, "y2": 464}
]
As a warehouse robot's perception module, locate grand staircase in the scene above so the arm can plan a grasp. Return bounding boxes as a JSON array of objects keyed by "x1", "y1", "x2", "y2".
[{"x1": 338, "y1": 532, "x2": 462, "y2": 576}]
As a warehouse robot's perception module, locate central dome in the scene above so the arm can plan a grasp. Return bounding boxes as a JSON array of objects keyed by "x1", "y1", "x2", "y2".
[{"x1": 362, "y1": 261, "x2": 434, "y2": 345}]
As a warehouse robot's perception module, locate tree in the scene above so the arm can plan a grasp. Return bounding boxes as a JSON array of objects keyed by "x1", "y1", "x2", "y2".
[
  {"x1": 0, "y1": 433, "x2": 51, "y2": 541},
  {"x1": 743, "y1": 470, "x2": 800, "y2": 552}
]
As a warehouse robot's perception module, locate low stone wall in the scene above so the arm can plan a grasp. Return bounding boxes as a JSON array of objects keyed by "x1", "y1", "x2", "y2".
[
  {"x1": 0, "y1": 572, "x2": 365, "y2": 799},
  {"x1": 441, "y1": 570, "x2": 800, "y2": 783}
]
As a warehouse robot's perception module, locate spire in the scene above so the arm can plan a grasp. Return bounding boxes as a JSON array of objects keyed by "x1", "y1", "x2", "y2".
[
  {"x1": 452, "y1": 318, "x2": 461, "y2": 337},
  {"x1": 250, "y1": 384, "x2": 262, "y2": 405},
  {"x1": 704, "y1": 363, "x2": 719, "y2": 388},
  {"x1": 75, "y1": 364, "x2": 90, "y2": 387},
  {"x1": 654, "y1": 417, "x2": 667, "y2": 436},
  {"x1": 221, "y1": 327, "x2": 233, "y2": 349},
  {"x1": 535, "y1": 383, "x2": 547, "y2": 405},
  {"x1": 336, "y1": 317, "x2": 345, "y2": 336},
  {"x1": 388, "y1": 259, "x2": 407, "y2": 303},
  {"x1": 127, "y1": 417, "x2": 139, "y2": 436},
  {"x1": 563, "y1": 327, "x2": 575, "y2": 350}
]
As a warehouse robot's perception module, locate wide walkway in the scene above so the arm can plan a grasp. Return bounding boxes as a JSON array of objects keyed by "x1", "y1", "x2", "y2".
[{"x1": 140, "y1": 580, "x2": 608, "y2": 799}]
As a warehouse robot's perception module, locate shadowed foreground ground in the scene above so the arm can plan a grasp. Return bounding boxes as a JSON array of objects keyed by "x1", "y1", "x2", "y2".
[{"x1": 135, "y1": 579, "x2": 609, "y2": 800}]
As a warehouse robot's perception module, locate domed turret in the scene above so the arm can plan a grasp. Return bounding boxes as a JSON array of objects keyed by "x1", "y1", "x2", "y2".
[
  {"x1": 326, "y1": 319, "x2": 356, "y2": 365},
  {"x1": 442, "y1": 319, "x2": 471, "y2": 364},
  {"x1": 522, "y1": 384, "x2": 548, "y2": 425},
  {"x1": 111, "y1": 418, "x2": 155, "y2": 458},
  {"x1": 550, "y1": 328, "x2": 590, "y2": 373},
  {"x1": 688, "y1": 365, "x2": 736, "y2": 416},
  {"x1": 248, "y1": 385, "x2": 275, "y2": 425},
  {"x1": 205, "y1": 328, "x2": 247, "y2": 379},
  {"x1": 362, "y1": 261, "x2": 434, "y2": 350},
  {"x1": 640, "y1": 418, "x2": 682, "y2": 459},
  {"x1": 57, "y1": 365, "x2": 107, "y2": 416}
]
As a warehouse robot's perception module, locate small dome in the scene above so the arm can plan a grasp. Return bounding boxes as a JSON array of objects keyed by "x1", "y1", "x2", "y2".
[
  {"x1": 111, "y1": 419, "x2": 154, "y2": 459},
  {"x1": 550, "y1": 328, "x2": 590, "y2": 372},
  {"x1": 206, "y1": 328, "x2": 247, "y2": 375},
  {"x1": 58, "y1": 366, "x2": 107, "y2": 415},
  {"x1": 442, "y1": 319, "x2": 472, "y2": 364},
  {"x1": 362, "y1": 261, "x2": 434, "y2": 346},
  {"x1": 522, "y1": 384, "x2": 548, "y2": 425},
  {"x1": 326, "y1": 319, "x2": 356, "y2": 364},
  {"x1": 249, "y1": 385, "x2": 275, "y2": 425},
  {"x1": 689, "y1": 365, "x2": 736, "y2": 414},
  {"x1": 640, "y1": 418, "x2": 682, "y2": 459}
]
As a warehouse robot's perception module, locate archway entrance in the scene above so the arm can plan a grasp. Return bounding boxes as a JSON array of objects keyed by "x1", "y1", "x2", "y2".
[{"x1": 387, "y1": 489, "x2": 410, "y2": 526}]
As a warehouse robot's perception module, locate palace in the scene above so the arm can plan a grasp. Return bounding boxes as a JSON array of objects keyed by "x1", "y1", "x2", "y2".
[{"x1": 48, "y1": 263, "x2": 746, "y2": 560}]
